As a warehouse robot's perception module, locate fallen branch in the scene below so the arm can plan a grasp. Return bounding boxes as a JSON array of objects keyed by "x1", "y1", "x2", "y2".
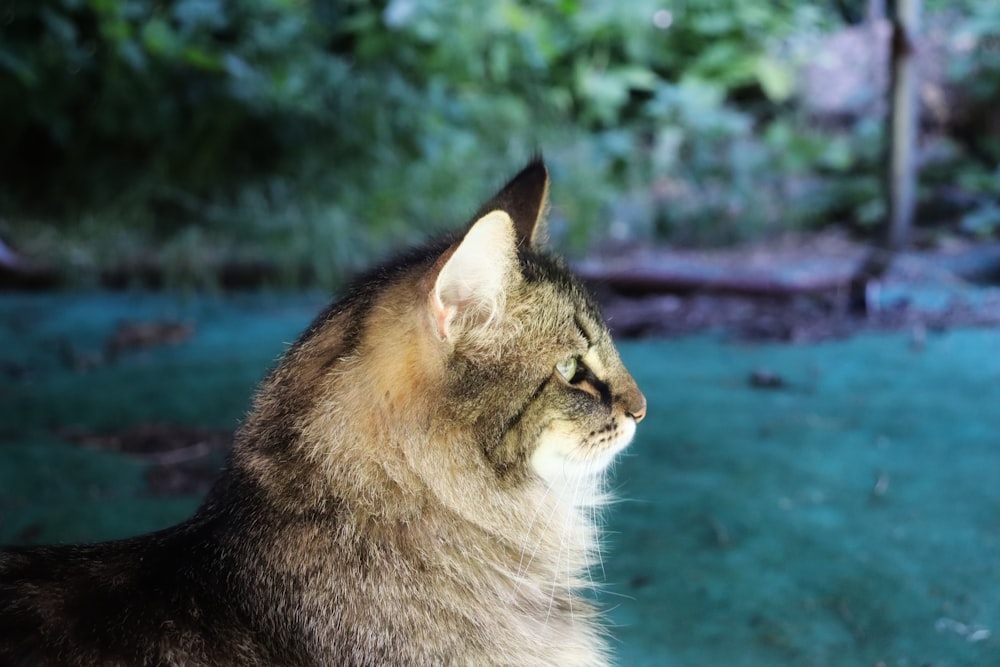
[{"x1": 574, "y1": 260, "x2": 855, "y2": 297}]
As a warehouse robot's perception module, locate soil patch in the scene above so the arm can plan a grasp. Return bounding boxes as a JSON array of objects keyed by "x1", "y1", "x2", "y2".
[{"x1": 60, "y1": 423, "x2": 231, "y2": 497}]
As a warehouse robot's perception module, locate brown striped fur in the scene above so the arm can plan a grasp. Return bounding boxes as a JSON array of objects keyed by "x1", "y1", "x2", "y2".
[{"x1": 0, "y1": 159, "x2": 645, "y2": 666}]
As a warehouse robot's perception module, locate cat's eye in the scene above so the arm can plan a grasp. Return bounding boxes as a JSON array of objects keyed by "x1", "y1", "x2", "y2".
[{"x1": 556, "y1": 356, "x2": 582, "y2": 383}]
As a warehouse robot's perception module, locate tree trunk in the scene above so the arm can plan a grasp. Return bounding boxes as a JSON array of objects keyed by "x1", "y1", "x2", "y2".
[{"x1": 886, "y1": 0, "x2": 921, "y2": 251}]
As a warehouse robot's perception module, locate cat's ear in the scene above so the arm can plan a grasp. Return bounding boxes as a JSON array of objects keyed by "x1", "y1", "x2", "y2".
[
  {"x1": 429, "y1": 210, "x2": 517, "y2": 342},
  {"x1": 474, "y1": 158, "x2": 550, "y2": 249}
]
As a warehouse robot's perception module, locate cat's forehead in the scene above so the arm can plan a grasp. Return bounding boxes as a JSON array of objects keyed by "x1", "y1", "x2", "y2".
[{"x1": 521, "y1": 251, "x2": 603, "y2": 314}]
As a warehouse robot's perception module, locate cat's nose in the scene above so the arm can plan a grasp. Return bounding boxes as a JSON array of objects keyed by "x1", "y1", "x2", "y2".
[{"x1": 626, "y1": 392, "x2": 647, "y2": 424}]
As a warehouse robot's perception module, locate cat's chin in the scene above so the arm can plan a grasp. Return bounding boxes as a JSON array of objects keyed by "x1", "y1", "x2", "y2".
[{"x1": 528, "y1": 417, "x2": 636, "y2": 500}]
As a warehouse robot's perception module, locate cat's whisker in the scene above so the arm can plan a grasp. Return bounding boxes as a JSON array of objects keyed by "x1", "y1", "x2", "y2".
[
  {"x1": 563, "y1": 468, "x2": 590, "y2": 626},
  {"x1": 543, "y1": 514, "x2": 568, "y2": 629},
  {"x1": 580, "y1": 459, "x2": 607, "y2": 599},
  {"x1": 511, "y1": 483, "x2": 556, "y2": 596},
  {"x1": 590, "y1": 473, "x2": 608, "y2": 587}
]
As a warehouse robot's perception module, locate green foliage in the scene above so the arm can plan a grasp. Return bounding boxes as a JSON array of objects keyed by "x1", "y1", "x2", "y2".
[
  {"x1": 945, "y1": 4, "x2": 1000, "y2": 238},
  {"x1": 0, "y1": 0, "x2": 793, "y2": 273},
  {"x1": 1, "y1": 0, "x2": 998, "y2": 286}
]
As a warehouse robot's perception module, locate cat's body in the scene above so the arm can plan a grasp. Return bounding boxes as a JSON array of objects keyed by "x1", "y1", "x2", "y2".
[{"x1": 0, "y1": 160, "x2": 645, "y2": 666}]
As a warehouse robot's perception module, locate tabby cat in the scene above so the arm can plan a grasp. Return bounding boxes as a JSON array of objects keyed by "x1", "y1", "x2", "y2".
[{"x1": 0, "y1": 159, "x2": 646, "y2": 666}]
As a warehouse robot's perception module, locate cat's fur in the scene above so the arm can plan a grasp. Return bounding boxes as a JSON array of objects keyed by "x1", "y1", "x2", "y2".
[{"x1": 0, "y1": 159, "x2": 645, "y2": 667}]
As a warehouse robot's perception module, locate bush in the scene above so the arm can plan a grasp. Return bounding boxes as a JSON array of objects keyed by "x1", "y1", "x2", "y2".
[{"x1": 1, "y1": 0, "x2": 997, "y2": 287}]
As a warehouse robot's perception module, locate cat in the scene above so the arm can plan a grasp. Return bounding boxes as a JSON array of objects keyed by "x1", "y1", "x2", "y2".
[{"x1": 0, "y1": 158, "x2": 646, "y2": 667}]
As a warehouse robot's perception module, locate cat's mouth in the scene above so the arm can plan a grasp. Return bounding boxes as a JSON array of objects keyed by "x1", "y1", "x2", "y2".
[{"x1": 529, "y1": 415, "x2": 636, "y2": 489}]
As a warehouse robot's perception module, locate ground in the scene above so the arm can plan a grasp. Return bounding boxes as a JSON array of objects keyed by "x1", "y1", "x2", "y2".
[{"x1": 1, "y1": 238, "x2": 998, "y2": 666}]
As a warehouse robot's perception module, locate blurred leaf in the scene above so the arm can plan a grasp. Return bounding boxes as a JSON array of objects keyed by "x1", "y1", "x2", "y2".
[
  {"x1": 755, "y1": 56, "x2": 794, "y2": 102},
  {"x1": 960, "y1": 203, "x2": 1000, "y2": 237},
  {"x1": 618, "y1": 65, "x2": 658, "y2": 91},
  {"x1": 40, "y1": 7, "x2": 79, "y2": 44},
  {"x1": 117, "y1": 39, "x2": 148, "y2": 72},
  {"x1": 172, "y1": 0, "x2": 229, "y2": 31},
  {"x1": 819, "y1": 135, "x2": 854, "y2": 171},
  {"x1": 576, "y1": 65, "x2": 630, "y2": 125},
  {"x1": 141, "y1": 18, "x2": 178, "y2": 57},
  {"x1": 0, "y1": 51, "x2": 36, "y2": 85},
  {"x1": 179, "y1": 46, "x2": 222, "y2": 70}
]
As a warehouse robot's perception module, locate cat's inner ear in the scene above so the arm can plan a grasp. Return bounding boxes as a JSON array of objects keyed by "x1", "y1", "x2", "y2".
[
  {"x1": 429, "y1": 210, "x2": 517, "y2": 342},
  {"x1": 475, "y1": 158, "x2": 550, "y2": 249}
]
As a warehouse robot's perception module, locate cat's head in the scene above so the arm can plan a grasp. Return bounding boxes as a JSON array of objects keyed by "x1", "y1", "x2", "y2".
[
  {"x1": 244, "y1": 159, "x2": 644, "y2": 507},
  {"x1": 421, "y1": 159, "x2": 646, "y2": 494}
]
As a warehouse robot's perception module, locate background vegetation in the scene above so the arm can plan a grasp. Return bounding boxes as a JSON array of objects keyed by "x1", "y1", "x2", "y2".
[{"x1": 1, "y1": 0, "x2": 998, "y2": 287}]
